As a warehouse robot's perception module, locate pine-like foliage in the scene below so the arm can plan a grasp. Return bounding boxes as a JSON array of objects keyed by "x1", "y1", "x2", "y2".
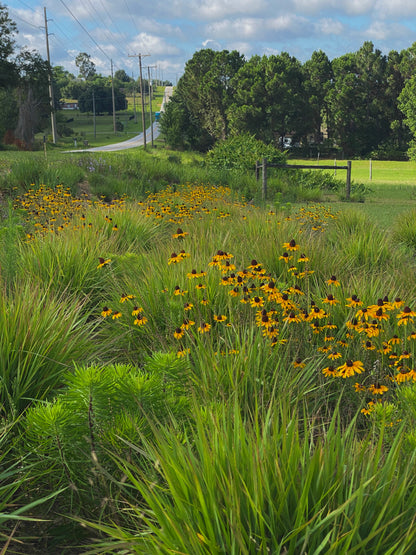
[{"x1": 24, "y1": 354, "x2": 190, "y2": 516}]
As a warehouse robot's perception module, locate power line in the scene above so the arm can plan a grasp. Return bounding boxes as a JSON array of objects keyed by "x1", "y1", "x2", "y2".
[{"x1": 58, "y1": 0, "x2": 112, "y2": 64}]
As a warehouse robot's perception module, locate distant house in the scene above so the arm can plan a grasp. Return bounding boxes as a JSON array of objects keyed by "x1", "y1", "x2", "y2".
[{"x1": 60, "y1": 101, "x2": 78, "y2": 110}]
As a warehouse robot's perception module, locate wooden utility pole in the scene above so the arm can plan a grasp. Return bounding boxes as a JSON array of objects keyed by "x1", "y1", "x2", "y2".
[
  {"x1": 43, "y1": 7, "x2": 57, "y2": 144},
  {"x1": 147, "y1": 65, "x2": 156, "y2": 147},
  {"x1": 129, "y1": 53, "x2": 150, "y2": 149},
  {"x1": 111, "y1": 59, "x2": 116, "y2": 134}
]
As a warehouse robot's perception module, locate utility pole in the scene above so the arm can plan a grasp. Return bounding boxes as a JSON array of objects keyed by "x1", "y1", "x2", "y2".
[
  {"x1": 148, "y1": 65, "x2": 156, "y2": 148},
  {"x1": 92, "y1": 89, "x2": 96, "y2": 138},
  {"x1": 43, "y1": 7, "x2": 58, "y2": 144},
  {"x1": 128, "y1": 53, "x2": 150, "y2": 149},
  {"x1": 132, "y1": 72, "x2": 137, "y2": 123},
  {"x1": 111, "y1": 59, "x2": 116, "y2": 134}
]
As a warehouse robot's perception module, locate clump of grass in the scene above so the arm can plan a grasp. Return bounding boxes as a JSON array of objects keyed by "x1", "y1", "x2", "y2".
[
  {"x1": 391, "y1": 208, "x2": 416, "y2": 253},
  {"x1": 89, "y1": 402, "x2": 416, "y2": 554},
  {"x1": 0, "y1": 283, "x2": 99, "y2": 415}
]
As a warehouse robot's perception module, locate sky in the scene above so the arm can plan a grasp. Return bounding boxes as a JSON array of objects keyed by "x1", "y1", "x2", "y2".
[{"x1": 4, "y1": 0, "x2": 416, "y2": 83}]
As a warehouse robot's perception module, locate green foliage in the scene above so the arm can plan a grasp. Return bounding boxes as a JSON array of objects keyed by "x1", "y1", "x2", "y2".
[
  {"x1": 0, "y1": 283, "x2": 98, "y2": 415},
  {"x1": 92, "y1": 403, "x2": 416, "y2": 554},
  {"x1": 206, "y1": 133, "x2": 286, "y2": 172},
  {"x1": 391, "y1": 208, "x2": 416, "y2": 251},
  {"x1": 24, "y1": 356, "x2": 190, "y2": 512}
]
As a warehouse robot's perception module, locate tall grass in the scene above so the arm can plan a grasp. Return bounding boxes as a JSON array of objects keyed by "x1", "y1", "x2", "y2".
[{"x1": 89, "y1": 402, "x2": 416, "y2": 554}]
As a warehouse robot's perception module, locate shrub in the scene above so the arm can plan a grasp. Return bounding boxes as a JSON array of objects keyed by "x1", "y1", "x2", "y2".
[{"x1": 205, "y1": 133, "x2": 286, "y2": 172}]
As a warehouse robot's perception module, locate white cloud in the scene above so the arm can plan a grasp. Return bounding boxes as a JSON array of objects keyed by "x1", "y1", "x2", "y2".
[
  {"x1": 201, "y1": 39, "x2": 222, "y2": 50},
  {"x1": 314, "y1": 18, "x2": 345, "y2": 35},
  {"x1": 129, "y1": 33, "x2": 181, "y2": 57}
]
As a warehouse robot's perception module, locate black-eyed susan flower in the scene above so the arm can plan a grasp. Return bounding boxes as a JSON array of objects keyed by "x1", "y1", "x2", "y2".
[
  {"x1": 326, "y1": 275, "x2": 340, "y2": 286},
  {"x1": 198, "y1": 322, "x2": 211, "y2": 334},
  {"x1": 181, "y1": 319, "x2": 195, "y2": 330},
  {"x1": 388, "y1": 335, "x2": 402, "y2": 345},
  {"x1": 391, "y1": 297, "x2": 405, "y2": 309},
  {"x1": 134, "y1": 314, "x2": 148, "y2": 326},
  {"x1": 337, "y1": 359, "x2": 364, "y2": 378},
  {"x1": 120, "y1": 293, "x2": 135, "y2": 303},
  {"x1": 174, "y1": 327, "x2": 185, "y2": 339},
  {"x1": 173, "y1": 285, "x2": 187, "y2": 296},
  {"x1": 322, "y1": 365, "x2": 338, "y2": 377},
  {"x1": 323, "y1": 294, "x2": 339, "y2": 306},
  {"x1": 101, "y1": 306, "x2": 112, "y2": 317},
  {"x1": 279, "y1": 252, "x2": 292, "y2": 263},
  {"x1": 346, "y1": 294, "x2": 363, "y2": 307},
  {"x1": 328, "y1": 350, "x2": 342, "y2": 361},
  {"x1": 379, "y1": 341, "x2": 392, "y2": 355},
  {"x1": 395, "y1": 365, "x2": 415, "y2": 382},
  {"x1": 293, "y1": 358, "x2": 306, "y2": 368},
  {"x1": 187, "y1": 269, "x2": 199, "y2": 279},
  {"x1": 195, "y1": 283, "x2": 206, "y2": 290},
  {"x1": 250, "y1": 296, "x2": 264, "y2": 308},
  {"x1": 297, "y1": 253, "x2": 309, "y2": 263},
  {"x1": 97, "y1": 257, "x2": 111, "y2": 268},
  {"x1": 200, "y1": 298, "x2": 209, "y2": 305},
  {"x1": 354, "y1": 382, "x2": 366, "y2": 392},
  {"x1": 407, "y1": 331, "x2": 416, "y2": 340},
  {"x1": 229, "y1": 287, "x2": 240, "y2": 297},
  {"x1": 283, "y1": 312, "x2": 302, "y2": 324},
  {"x1": 283, "y1": 239, "x2": 300, "y2": 251},
  {"x1": 132, "y1": 306, "x2": 143, "y2": 316},
  {"x1": 214, "y1": 314, "x2": 227, "y2": 322},
  {"x1": 368, "y1": 383, "x2": 389, "y2": 395},
  {"x1": 184, "y1": 302, "x2": 194, "y2": 311},
  {"x1": 397, "y1": 306, "x2": 416, "y2": 325},
  {"x1": 168, "y1": 252, "x2": 182, "y2": 265},
  {"x1": 112, "y1": 311, "x2": 122, "y2": 320},
  {"x1": 172, "y1": 228, "x2": 188, "y2": 238},
  {"x1": 363, "y1": 340, "x2": 376, "y2": 351}
]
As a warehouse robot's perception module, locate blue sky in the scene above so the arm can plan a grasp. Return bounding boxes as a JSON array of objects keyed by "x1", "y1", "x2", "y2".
[{"x1": 4, "y1": 0, "x2": 416, "y2": 83}]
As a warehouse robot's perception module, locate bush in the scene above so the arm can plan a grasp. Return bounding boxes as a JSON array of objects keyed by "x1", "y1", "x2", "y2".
[{"x1": 206, "y1": 133, "x2": 286, "y2": 172}]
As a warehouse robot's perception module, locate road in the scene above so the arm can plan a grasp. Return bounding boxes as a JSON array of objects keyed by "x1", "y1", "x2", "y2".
[{"x1": 66, "y1": 86, "x2": 173, "y2": 153}]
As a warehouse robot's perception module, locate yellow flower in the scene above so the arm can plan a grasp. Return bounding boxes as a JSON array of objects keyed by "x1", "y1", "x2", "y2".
[
  {"x1": 97, "y1": 257, "x2": 111, "y2": 269},
  {"x1": 337, "y1": 359, "x2": 364, "y2": 378},
  {"x1": 101, "y1": 306, "x2": 112, "y2": 317},
  {"x1": 368, "y1": 383, "x2": 389, "y2": 395},
  {"x1": 112, "y1": 311, "x2": 122, "y2": 319},
  {"x1": 120, "y1": 293, "x2": 135, "y2": 303},
  {"x1": 282, "y1": 239, "x2": 300, "y2": 251},
  {"x1": 198, "y1": 322, "x2": 211, "y2": 334},
  {"x1": 132, "y1": 306, "x2": 143, "y2": 316},
  {"x1": 134, "y1": 315, "x2": 148, "y2": 326},
  {"x1": 174, "y1": 327, "x2": 185, "y2": 339},
  {"x1": 214, "y1": 314, "x2": 227, "y2": 322},
  {"x1": 326, "y1": 275, "x2": 340, "y2": 286},
  {"x1": 322, "y1": 365, "x2": 338, "y2": 377}
]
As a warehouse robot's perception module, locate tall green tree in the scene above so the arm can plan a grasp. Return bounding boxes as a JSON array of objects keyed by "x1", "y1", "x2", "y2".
[
  {"x1": 159, "y1": 90, "x2": 213, "y2": 151},
  {"x1": 326, "y1": 42, "x2": 389, "y2": 156},
  {"x1": 75, "y1": 52, "x2": 96, "y2": 80},
  {"x1": 303, "y1": 50, "x2": 333, "y2": 143},
  {"x1": 228, "y1": 53, "x2": 311, "y2": 147},
  {"x1": 178, "y1": 49, "x2": 245, "y2": 142},
  {"x1": 0, "y1": 3, "x2": 18, "y2": 88}
]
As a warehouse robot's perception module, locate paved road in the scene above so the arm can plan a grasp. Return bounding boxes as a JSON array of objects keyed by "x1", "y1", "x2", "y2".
[{"x1": 66, "y1": 86, "x2": 173, "y2": 153}]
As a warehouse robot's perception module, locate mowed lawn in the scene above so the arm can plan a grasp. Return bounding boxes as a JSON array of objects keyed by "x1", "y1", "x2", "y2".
[{"x1": 289, "y1": 157, "x2": 416, "y2": 227}]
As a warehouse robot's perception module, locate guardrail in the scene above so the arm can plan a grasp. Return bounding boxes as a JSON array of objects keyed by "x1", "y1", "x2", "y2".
[{"x1": 255, "y1": 158, "x2": 352, "y2": 200}]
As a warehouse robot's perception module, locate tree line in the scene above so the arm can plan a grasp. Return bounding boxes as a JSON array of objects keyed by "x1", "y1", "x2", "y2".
[{"x1": 160, "y1": 44, "x2": 416, "y2": 160}]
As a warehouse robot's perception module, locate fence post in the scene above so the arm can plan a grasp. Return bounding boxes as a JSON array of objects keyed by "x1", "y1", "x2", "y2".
[
  {"x1": 262, "y1": 157, "x2": 267, "y2": 200},
  {"x1": 346, "y1": 160, "x2": 351, "y2": 200},
  {"x1": 255, "y1": 160, "x2": 259, "y2": 181}
]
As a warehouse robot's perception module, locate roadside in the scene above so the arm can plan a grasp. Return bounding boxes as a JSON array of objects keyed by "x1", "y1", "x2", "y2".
[{"x1": 65, "y1": 86, "x2": 173, "y2": 153}]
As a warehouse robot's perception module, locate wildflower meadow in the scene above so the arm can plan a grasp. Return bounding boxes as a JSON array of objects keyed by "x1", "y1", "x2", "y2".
[{"x1": 2, "y1": 152, "x2": 416, "y2": 553}]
